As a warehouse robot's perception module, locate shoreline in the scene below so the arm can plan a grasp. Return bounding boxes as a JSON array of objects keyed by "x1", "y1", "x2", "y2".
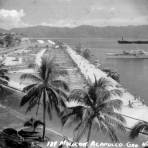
[
  {"x1": 5, "y1": 40, "x2": 148, "y2": 128},
  {"x1": 64, "y1": 44, "x2": 148, "y2": 128},
  {"x1": 1, "y1": 40, "x2": 148, "y2": 147}
]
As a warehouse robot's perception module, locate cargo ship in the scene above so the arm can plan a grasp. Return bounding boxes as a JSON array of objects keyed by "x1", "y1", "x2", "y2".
[{"x1": 118, "y1": 37, "x2": 148, "y2": 44}]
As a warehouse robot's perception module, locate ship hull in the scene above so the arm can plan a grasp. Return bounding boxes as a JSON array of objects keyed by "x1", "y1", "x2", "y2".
[{"x1": 118, "y1": 40, "x2": 148, "y2": 44}]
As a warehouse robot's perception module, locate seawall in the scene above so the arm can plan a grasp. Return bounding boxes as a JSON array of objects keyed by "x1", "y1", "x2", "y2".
[{"x1": 65, "y1": 44, "x2": 148, "y2": 128}]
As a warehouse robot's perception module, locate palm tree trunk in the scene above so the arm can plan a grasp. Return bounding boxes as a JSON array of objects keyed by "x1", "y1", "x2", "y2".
[
  {"x1": 42, "y1": 89, "x2": 46, "y2": 140},
  {"x1": 86, "y1": 124, "x2": 92, "y2": 148}
]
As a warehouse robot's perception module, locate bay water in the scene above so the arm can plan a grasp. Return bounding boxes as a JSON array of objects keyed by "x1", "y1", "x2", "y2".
[{"x1": 55, "y1": 38, "x2": 148, "y2": 105}]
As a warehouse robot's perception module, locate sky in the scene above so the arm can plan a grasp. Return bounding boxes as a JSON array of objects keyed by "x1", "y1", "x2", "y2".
[{"x1": 0, "y1": 0, "x2": 148, "y2": 29}]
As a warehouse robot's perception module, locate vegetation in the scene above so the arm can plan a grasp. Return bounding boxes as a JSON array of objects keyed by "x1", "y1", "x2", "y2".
[
  {"x1": 54, "y1": 40, "x2": 65, "y2": 49},
  {"x1": 61, "y1": 77, "x2": 126, "y2": 147},
  {"x1": 20, "y1": 56, "x2": 69, "y2": 140},
  {"x1": 24, "y1": 118, "x2": 44, "y2": 132},
  {"x1": 0, "y1": 127, "x2": 42, "y2": 148},
  {"x1": 1, "y1": 38, "x2": 141, "y2": 147},
  {"x1": 130, "y1": 121, "x2": 148, "y2": 139},
  {"x1": 102, "y1": 68, "x2": 120, "y2": 82},
  {"x1": 81, "y1": 48, "x2": 91, "y2": 60},
  {"x1": 0, "y1": 62, "x2": 9, "y2": 93},
  {"x1": 0, "y1": 33, "x2": 21, "y2": 47}
]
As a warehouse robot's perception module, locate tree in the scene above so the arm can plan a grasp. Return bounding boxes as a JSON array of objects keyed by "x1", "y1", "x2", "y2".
[
  {"x1": 130, "y1": 121, "x2": 148, "y2": 139},
  {"x1": 4, "y1": 34, "x2": 14, "y2": 47},
  {"x1": 0, "y1": 63, "x2": 9, "y2": 93},
  {"x1": 82, "y1": 48, "x2": 91, "y2": 60},
  {"x1": 61, "y1": 77, "x2": 126, "y2": 148},
  {"x1": 0, "y1": 128, "x2": 31, "y2": 148},
  {"x1": 20, "y1": 56, "x2": 69, "y2": 140},
  {"x1": 102, "y1": 68, "x2": 120, "y2": 82}
]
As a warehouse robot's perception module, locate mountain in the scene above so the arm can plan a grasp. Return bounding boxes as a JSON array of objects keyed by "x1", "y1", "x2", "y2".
[
  {"x1": 0, "y1": 28, "x2": 8, "y2": 33},
  {"x1": 1, "y1": 25, "x2": 148, "y2": 39}
]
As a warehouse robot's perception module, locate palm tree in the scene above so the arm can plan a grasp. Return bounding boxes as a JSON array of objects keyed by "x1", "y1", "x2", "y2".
[
  {"x1": 130, "y1": 121, "x2": 148, "y2": 139},
  {"x1": 0, "y1": 62, "x2": 9, "y2": 93},
  {"x1": 61, "y1": 77, "x2": 126, "y2": 148},
  {"x1": 20, "y1": 56, "x2": 69, "y2": 140}
]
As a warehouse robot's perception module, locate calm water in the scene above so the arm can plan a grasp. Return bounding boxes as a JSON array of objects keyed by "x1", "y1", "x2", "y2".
[{"x1": 52, "y1": 38, "x2": 148, "y2": 105}]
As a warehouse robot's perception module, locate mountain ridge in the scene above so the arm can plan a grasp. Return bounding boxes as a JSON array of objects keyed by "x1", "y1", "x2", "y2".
[{"x1": 1, "y1": 25, "x2": 148, "y2": 39}]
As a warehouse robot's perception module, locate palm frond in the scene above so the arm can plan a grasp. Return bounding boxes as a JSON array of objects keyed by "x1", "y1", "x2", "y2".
[
  {"x1": 68, "y1": 89, "x2": 87, "y2": 103},
  {"x1": 52, "y1": 80, "x2": 69, "y2": 91},
  {"x1": 61, "y1": 106, "x2": 84, "y2": 126},
  {"x1": 101, "y1": 99, "x2": 123, "y2": 111},
  {"x1": 26, "y1": 97, "x2": 39, "y2": 113},
  {"x1": 104, "y1": 111, "x2": 126, "y2": 124},
  {"x1": 23, "y1": 83, "x2": 37, "y2": 92},
  {"x1": 73, "y1": 119, "x2": 90, "y2": 142},
  {"x1": 100, "y1": 119, "x2": 119, "y2": 142},
  {"x1": 20, "y1": 86, "x2": 41, "y2": 106},
  {"x1": 54, "y1": 87, "x2": 68, "y2": 101},
  {"x1": 20, "y1": 73, "x2": 41, "y2": 82},
  {"x1": 130, "y1": 121, "x2": 148, "y2": 139},
  {"x1": 95, "y1": 89, "x2": 111, "y2": 104},
  {"x1": 96, "y1": 77, "x2": 112, "y2": 89},
  {"x1": 110, "y1": 89, "x2": 122, "y2": 97},
  {"x1": 106, "y1": 124, "x2": 119, "y2": 142},
  {"x1": 103, "y1": 113, "x2": 126, "y2": 132},
  {"x1": 39, "y1": 55, "x2": 55, "y2": 81}
]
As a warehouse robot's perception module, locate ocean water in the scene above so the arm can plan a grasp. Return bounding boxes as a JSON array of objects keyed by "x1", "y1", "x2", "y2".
[{"x1": 53, "y1": 38, "x2": 148, "y2": 105}]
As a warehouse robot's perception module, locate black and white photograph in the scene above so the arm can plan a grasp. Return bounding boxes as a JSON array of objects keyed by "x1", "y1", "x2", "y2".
[{"x1": 0, "y1": 0, "x2": 148, "y2": 147}]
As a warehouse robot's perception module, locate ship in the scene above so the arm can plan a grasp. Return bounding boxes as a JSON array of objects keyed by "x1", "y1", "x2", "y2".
[
  {"x1": 106, "y1": 49, "x2": 148, "y2": 59},
  {"x1": 118, "y1": 37, "x2": 148, "y2": 44}
]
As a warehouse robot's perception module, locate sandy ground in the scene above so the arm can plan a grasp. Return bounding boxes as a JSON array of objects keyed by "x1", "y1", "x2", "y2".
[{"x1": 8, "y1": 48, "x2": 47, "y2": 90}]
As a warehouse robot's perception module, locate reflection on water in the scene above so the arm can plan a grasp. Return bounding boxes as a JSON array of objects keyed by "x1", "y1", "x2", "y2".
[{"x1": 50, "y1": 38, "x2": 148, "y2": 104}]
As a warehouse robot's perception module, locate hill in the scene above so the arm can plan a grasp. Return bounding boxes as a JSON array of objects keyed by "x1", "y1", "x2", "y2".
[{"x1": 1, "y1": 25, "x2": 148, "y2": 39}]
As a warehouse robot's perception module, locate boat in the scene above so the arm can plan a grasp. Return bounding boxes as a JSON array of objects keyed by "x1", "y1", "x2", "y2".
[
  {"x1": 118, "y1": 37, "x2": 148, "y2": 44},
  {"x1": 106, "y1": 49, "x2": 148, "y2": 59}
]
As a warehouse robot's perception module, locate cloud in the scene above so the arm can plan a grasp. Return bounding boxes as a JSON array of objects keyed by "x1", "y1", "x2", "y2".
[
  {"x1": 0, "y1": 9, "x2": 28, "y2": 29},
  {"x1": 40, "y1": 20, "x2": 77, "y2": 27}
]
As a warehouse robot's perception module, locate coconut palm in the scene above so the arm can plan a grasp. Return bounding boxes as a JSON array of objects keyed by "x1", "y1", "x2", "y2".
[
  {"x1": 20, "y1": 56, "x2": 69, "y2": 140},
  {"x1": 130, "y1": 121, "x2": 148, "y2": 139},
  {"x1": 61, "y1": 77, "x2": 126, "y2": 147},
  {"x1": 0, "y1": 62, "x2": 9, "y2": 93}
]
